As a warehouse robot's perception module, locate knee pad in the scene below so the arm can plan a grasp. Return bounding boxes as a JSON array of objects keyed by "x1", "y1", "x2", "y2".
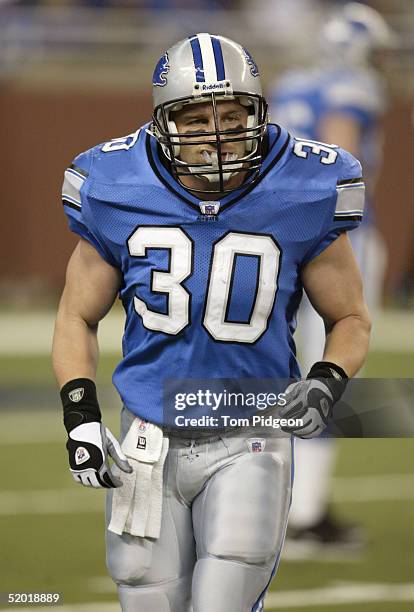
[
  {"x1": 106, "y1": 534, "x2": 152, "y2": 586},
  {"x1": 206, "y1": 520, "x2": 282, "y2": 567}
]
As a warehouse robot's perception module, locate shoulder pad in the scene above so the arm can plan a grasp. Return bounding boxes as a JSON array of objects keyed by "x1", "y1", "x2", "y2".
[
  {"x1": 63, "y1": 127, "x2": 147, "y2": 190},
  {"x1": 86, "y1": 128, "x2": 146, "y2": 183}
]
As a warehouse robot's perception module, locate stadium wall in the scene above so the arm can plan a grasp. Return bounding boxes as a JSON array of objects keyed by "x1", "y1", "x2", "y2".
[{"x1": 1, "y1": 88, "x2": 412, "y2": 297}]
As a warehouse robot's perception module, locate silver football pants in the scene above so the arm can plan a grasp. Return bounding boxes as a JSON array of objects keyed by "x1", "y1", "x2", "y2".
[{"x1": 106, "y1": 407, "x2": 293, "y2": 611}]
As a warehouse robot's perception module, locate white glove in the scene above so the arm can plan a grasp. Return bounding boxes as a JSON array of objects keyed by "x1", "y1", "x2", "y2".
[{"x1": 66, "y1": 422, "x2": 132, "y2": 488}]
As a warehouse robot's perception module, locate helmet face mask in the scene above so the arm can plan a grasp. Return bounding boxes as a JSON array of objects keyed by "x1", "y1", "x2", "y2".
[{"x1": 151, "y1": 34, "x2": 268, "y2": 195}]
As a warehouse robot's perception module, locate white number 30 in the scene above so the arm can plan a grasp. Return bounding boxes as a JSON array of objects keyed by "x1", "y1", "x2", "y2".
[{"x1": 128, "y1": 228, "x2": 280, "y2": 344}]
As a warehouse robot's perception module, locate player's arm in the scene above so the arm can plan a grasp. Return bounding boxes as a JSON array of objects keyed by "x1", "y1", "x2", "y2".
[
  {"x1": 302, "y1": 231, "x2": 371, "y2": 377},
  {"x1": 319, "y1": 113, "x2": 361, "y2": 159},
  {"x1": 52, "y1": 238, "x2": 132, "y2": 488},
  {"x1": 279, "y1": 233, "x2": 371, "y2": 438},
  {"x1": 53, "y1": 238, "x2": 121, "y2": 384}
]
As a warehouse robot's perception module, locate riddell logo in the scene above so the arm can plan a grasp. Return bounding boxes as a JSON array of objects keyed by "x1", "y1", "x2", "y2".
[{"x1": 202, "y1": 82, "x2": 226, "y2": 91}]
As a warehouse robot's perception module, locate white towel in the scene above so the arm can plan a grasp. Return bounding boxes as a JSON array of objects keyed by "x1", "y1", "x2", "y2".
[{"x1": 108, "y1": 418, "x2": 169, "y2": 539}]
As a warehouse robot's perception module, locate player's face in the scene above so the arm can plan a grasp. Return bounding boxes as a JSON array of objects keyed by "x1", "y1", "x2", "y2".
[{"x1": 172, "y1": 100, "x2": 249, "y2": 191}]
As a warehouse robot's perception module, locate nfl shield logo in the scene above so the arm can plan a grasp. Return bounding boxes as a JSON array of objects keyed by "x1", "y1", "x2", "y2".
[
  {"x1": 137, "y1": 419, "x2": 148, "y2": 433},
  {"x1": 75, "y1": 446, "x2": 90, "y2": 465},
  {"x1": 69, "y1": 388, "x2": 84, "y2": 403},
  {"x1": 199, "y1": 202, "x2": 220, "y2": 216},
  {"x1": 247, "y1": 438, "x2": 266, "y2": 453}
]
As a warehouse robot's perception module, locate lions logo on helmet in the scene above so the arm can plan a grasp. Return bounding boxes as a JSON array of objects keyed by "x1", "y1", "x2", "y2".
[
  {"x1": 243, "y1": 48, "x2": 260, "y2": 78},
  {"x1": 152, "y1": 53, "x2": 170, "y2": 88}
]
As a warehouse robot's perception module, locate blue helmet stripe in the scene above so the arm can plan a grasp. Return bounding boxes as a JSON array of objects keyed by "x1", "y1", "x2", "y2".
[
  {"x1": 211, "y1": 36, "x2": 226, "y2": 81},
  {"x1": 189, "y1": 36, "x2": 205, "y2": 82}
]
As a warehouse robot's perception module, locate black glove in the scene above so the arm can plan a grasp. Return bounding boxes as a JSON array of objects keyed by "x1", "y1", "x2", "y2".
[{"x1": 279, "y1": 362, "x2": 348, "y2": 438}]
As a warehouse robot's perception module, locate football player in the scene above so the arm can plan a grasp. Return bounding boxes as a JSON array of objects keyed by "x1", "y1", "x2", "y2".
[
  {"x1": 269, "y1": 2, "x2": 393, "y2": 555},
  {"x1": 53, "y1": 33, "x2": 371, "y2": 611}
]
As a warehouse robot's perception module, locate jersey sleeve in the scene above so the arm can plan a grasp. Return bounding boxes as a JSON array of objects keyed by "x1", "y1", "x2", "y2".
[
  {"x1": 303, "y1": 148, "x2": 365, "y2": 264},
  {"x1": 61, "y1": 149, "x2": 118, "y2": 267}
]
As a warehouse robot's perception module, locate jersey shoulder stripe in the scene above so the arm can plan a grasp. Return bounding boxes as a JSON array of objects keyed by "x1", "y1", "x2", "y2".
[
  {"x1": 334, "y1": 176, "x2": 365, "y2": 221},
  {"x1": 70, "y1": 163, "x2": 89, "y2": 178},
  {"x1": 337, "y1": 177, "x2": 363, "y2": 186},
  {"x1": 62, "y1": 167, "x2": 87, "y2": 209}
]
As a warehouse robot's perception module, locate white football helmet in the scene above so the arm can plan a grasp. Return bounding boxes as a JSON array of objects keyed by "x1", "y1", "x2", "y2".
[
  {"x1": 321, "y1": 2, "x2": 395, "y2": 67},
  {"x1": 151, "y1": 33, "x2": 268, "y2": 194}
]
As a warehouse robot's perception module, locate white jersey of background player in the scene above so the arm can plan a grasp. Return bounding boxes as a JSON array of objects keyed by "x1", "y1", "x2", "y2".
[{"x1": 269, "y1": 2, "x2": 394, "y2": 551}]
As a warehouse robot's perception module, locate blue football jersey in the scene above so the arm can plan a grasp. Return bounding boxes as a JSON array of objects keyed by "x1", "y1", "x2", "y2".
[
  {"x1": 61, "y1": 124, "x2": 364, "y2": 425},
  {"x1": 269, "y1": 66, "x2": 385, "y2": 195}
]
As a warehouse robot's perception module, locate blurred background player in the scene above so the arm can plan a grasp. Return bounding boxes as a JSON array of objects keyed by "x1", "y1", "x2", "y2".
[{"x1": 269, "y1": 2, "x2": 395, "y2": 558}]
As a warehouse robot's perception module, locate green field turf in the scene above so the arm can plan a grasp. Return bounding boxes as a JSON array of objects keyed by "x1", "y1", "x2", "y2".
[
  {"x1": 1, "y1": 432, "x2": 413, "y2": 611},
  {"x1": 0, "y1": 348, "x2": 413, "y2": 387},
  {"x1": 1, "y1": 351, "x2": 413, "y2": 611}
]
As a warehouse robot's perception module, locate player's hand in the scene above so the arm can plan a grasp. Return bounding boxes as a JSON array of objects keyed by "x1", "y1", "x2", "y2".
[
  {"x1": 66, "y1": 422, "x2": 132, "y2": 488},
  {"x1": 278, "y1": 379, "x2": 334, "y2": 438},
  {"x1": 278, "y1": 361, "x2": 348, "y2": 438}
]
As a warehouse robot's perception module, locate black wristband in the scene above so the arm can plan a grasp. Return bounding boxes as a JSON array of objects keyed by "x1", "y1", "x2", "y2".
[
  {"x1": 60, "y1": 378, "x2": 102, "y2": 434},
  {"x1": 307, "y1": 361, "x2": 349, "y2": 403}
]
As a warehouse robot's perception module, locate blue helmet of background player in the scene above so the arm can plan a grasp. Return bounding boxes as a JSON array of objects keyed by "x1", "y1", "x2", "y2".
[
  {"x1": 321, "y1": 2, "x2": 395, "y2": 67},
  {"x1": 151, "y1": 33, "x2": 268, "y2": 194}
]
